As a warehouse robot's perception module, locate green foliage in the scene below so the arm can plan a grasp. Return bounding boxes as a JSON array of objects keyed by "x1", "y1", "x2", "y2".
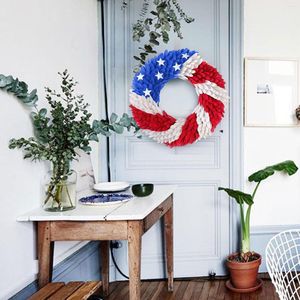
[
  {"x1": 1, "y1": 71, "x2": 141, "y2": 210},
  {"x1": 0, "y1": 74, "x2": 38, "y2": 106},
  {"x1": 219, "y1": 160, "x2": 298, "y2": 258},
  {"x1": 131, "y1": 0, "x2": 194, "y2": 70},
  {"x1": 92, "y1": 113, "x2": 139, "y2": 137},
  {"x1": 248, "y1": 160, "x2": 298, "y2": 183},
  {"x1": 218, "y1": 188, "x2": 253, "y2": 206},
  {"x1": 5, "y1": 70, "x2": 139, "y2": 166}
]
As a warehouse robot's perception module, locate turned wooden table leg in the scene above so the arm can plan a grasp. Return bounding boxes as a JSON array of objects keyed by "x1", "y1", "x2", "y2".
[
  {"x1": 128, "y1": 221, "x2": 142, "y2": 300},
  {"x1": 164, "y1": 196, "x2": 174, "y2": 291},
  {"x1": 38, "y1": 221, "x2": 54, "y2": 288},
  {"x1": 100, "y1": 240, "x2": 110, "y2": 296}
]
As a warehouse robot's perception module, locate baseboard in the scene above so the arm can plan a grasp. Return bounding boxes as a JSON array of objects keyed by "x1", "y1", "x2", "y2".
[
  {"x1": 251, "y1": 224, "x2": 300, "y2": 235},
  {"x1": 10, "y1": 241, "x2": 101, "y2": 300},
  {"x1": 251, "y1": 224, "x2": 300, "y2": 272}
]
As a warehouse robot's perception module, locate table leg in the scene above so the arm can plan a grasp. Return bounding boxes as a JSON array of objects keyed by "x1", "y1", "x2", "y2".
[
  {"x1": 37, "y1": 221, "x2": 54, "y2": 288},
  {"x1": 100, "y1": 240, "x2": 110, "y2": 296},
  {"x1": 128, "y1": 221, "x2": 142, "y2": 300},
  {"x1": 164, "y1": 198, "x2": 174, "y2": 291}
]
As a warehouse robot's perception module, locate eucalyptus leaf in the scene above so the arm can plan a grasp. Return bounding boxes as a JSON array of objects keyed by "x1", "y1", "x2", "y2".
[
  {"x1": 18, "y1": 81, "x2": 28, "y2": 92},
  {"x1": 30, "y1": 112, "x2": 37, "y2": 119},
  {"x1": 110, "y1": 112, "x2": 118, "y2": 123},
  {"x1": 0, "y1": 75, "x2": 8, "y2": 87},
  {"x1": 81, "y1": 146, "x2": 92, "y2": 152},
  {"x1": 99, "y1": 127, "x2": 112, "y2": 136},
  {"x1": 89, "y1": 133, "x2": 99, "y2": 142},
  {"x1": 39, "y1": 108, "x2": 47, "y2": 117},
  {"x1": 150, "y1": 39, "x2": 159, "y2": 46},
  {"x1": 119, "y1": 115, "x2": 131, "y2": 127},
  {"x1": 134, "y1": 56, "x2": 143, "y2": 61}
]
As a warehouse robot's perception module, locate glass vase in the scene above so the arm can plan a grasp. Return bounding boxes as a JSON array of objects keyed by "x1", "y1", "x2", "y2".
[{"x1": 43, "y1": 163, "x2": 77, "y2": 212}]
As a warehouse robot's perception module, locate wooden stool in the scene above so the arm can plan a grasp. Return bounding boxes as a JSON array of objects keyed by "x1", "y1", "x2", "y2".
[{"x1": 28, "y1": 281, "x2": 102, "y2": 300}]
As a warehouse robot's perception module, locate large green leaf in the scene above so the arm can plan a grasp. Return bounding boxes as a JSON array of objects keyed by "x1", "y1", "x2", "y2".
[
  {"x1": 218, "y1": 187, "x2": 253, "y2": 205},
  {"x1": 248, "y1": 160, "x2": 298, "y2": 183}
]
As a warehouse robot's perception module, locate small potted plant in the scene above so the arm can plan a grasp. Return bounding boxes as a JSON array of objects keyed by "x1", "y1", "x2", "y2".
[
  {"x1": 219, "y1": 160, "x2": 298, "y2": 292},
  {"x1": 3, "y1": 70, "x2": 138, "y2": 211}
]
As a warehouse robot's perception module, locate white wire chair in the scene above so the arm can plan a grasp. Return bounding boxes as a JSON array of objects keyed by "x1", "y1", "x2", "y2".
[{"x1": 266, "y1": 229, "x2": 300, "y2": 300}]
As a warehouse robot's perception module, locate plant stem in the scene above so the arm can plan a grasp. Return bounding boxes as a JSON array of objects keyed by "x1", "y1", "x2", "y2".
[
  {"x1": 239, "y1": 203, "x2": 246, "y2": 235},
  {"x1": 252, "y1": 181, "x2": 261, "y2": 199},
  {"x1": 44, "y1": 184, "x2": 55, "y2": 205},
  {"x1": 242, "y1": 204, "x2": 252, "y2": 253},
  {"x1": 44, "y1": 160, "x2": 70, "y2": 209},
  {"x1": 65, "y1": 185, "x2": 74, "y2": 208},
  {"x1": 241, "y1": 182, "x2": 261, "y2": 254},
  {"x1": 241, "y1": 203, "x2": 250, "y2": 253}
]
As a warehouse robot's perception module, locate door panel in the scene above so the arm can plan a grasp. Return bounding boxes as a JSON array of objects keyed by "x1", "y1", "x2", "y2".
[
  {"x1": 106, "y1": 0, "x2": 230, "y2": 279},
  {"x1": 125, "y1": 136, "x2": 220, "y2": 170}
]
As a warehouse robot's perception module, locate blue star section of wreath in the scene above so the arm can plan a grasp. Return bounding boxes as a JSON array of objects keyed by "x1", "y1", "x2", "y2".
[{"x1": 132, "y1": 48, "x2": 196, "y2": 103}]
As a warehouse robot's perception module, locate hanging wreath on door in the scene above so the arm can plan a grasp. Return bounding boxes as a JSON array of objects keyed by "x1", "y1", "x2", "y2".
[{"x1": 129, "y1": 48, "x2": 228, "y2": 147}]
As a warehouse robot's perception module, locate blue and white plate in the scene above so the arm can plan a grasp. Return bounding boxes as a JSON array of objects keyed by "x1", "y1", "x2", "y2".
[{"x1": 79, "y1": 193, "x2": 133, "y2": 206}]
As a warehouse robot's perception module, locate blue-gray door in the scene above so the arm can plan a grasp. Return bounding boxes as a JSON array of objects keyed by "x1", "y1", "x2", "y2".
[{"x1": 105, "y1": 0, "x2": 231, "y2": 279}]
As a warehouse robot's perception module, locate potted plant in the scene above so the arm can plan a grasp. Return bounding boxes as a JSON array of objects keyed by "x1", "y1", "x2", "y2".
[
  {"x1": 3, "y1": 70, "x2": 138, "y2": 211},
  {"x1": 219, "y1": 160, "x2": 298, "y2": 292}
]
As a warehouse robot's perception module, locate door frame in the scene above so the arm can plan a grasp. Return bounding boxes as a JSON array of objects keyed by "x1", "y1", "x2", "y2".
[
  {"x1": 98, "y1": 0, "x2": 244, "y2": 273},
  {"x1": 228, "y1": 0, "x2": 244, "y2": 254}
]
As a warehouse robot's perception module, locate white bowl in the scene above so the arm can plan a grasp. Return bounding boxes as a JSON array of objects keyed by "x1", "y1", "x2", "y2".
[{"x1": 93, "y1": 181, "x2": 130, "y2": 192}]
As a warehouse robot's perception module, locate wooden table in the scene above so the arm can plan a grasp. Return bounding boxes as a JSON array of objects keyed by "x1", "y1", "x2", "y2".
[{"x1": 18, "y1": 185, "x2": 176, "y2": 300}]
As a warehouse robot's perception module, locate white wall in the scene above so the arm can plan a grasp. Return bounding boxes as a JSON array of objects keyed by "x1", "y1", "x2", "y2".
[
  {"x1": 0, "y1": 0, "x2": 99, "y2": 298},
  {"x1": 244, "y1": 0, "x2": 300, "y2": 226}
]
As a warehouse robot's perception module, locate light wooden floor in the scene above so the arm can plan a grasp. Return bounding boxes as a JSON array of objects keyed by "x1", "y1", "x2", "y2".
[{"x1": 103, "y1": 278, "x2": 279, "y2": 300}]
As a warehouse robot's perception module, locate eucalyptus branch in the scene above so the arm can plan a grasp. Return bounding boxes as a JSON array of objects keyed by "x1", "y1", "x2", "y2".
[
  {"x1": 2, "y1": 70, "x2": 140, "y2": 164},
  {"x1": 132, "y1": 0, "x2": 194, "y2": 70},
  {"x1": 0, "y1": 74, "x2": 38, "y2": 110}
]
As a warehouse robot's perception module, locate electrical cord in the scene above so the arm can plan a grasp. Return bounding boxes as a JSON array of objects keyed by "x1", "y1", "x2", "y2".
[
  {"x1": 100, "y1": 0, "x2": 129, "y2": 280},
  {"x1": 100, "y1": 0, "x2": 111, "y2": 182},
  {"x1": 110, "y1": 241, "x2": 130, "y2": 279}
]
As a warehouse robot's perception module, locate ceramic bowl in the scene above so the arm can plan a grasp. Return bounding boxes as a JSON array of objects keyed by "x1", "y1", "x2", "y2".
[{"x1": 131, "y1": 183, "x2": 154, "y2": 197}]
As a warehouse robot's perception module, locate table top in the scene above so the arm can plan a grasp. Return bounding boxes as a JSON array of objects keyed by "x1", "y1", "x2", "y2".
[{"x1": 17, "y1": 185, "x2": 176, "y2": 222}]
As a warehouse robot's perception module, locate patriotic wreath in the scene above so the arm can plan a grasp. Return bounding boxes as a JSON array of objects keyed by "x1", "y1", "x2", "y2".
[{"x1": 129, "y1": 48, "x2": 228, "y2": 147}]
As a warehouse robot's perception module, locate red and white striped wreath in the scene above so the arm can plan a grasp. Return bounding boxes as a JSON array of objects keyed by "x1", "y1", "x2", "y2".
[{"x1": 129, "y1": 49, "x2": 228, "y2": 147}]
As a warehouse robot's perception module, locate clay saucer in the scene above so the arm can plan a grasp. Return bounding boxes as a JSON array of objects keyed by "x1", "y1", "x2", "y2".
[{"x1": 225, "y1": 278, "x2": 263, "y2": 293}]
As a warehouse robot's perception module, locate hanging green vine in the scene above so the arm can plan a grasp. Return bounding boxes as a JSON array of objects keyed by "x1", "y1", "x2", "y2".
[{"x1": 129, "y1": 0, "x2": 194, "y2": 70}]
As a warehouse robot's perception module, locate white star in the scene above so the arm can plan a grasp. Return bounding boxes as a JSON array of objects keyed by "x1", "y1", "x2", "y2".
[
  {"x1": 155, "y1": 72, "x2": 163, "y2": 80},
  {"x1": 173, "y1": 63, "x2": 181, "y2": 71},
  {"x1": 182, "y1": 53, "x2": 189, "y2": 59},
  {"x1": 143, "y1": 88, "x2": 151, "y2": 97},
  {"x1": 137, "y1": 73, "x2": 144, "y2": 81},
  {"x1": 157, "y1": 58, "x2": 165, "y2": 66}
]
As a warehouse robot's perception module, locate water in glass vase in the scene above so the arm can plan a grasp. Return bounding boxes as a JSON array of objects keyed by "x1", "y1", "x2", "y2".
[{"x1": 43, "y1": 169, "x2": 77, "y2": 211}]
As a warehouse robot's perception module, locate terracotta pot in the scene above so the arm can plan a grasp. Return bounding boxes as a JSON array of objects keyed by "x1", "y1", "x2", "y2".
[{"x1": 226, "y1": 252, "x2": 261, "y2": 289}]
